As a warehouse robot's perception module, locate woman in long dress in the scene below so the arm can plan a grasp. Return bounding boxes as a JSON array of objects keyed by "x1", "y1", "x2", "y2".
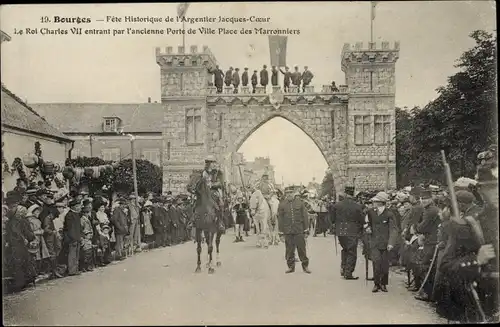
[
  {"x1": 26, "y1": 204, "x2": 50, "y2": 275},
  {"x1": 142, "y1": 201, "x2": 155, "y2": 244},
  {"x1": 94, "y1": 201, "x2": 112, "y2": 266}
]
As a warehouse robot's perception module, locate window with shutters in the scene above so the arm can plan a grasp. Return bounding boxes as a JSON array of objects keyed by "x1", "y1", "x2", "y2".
[
  {"x1": 142, "y1": 148, "x2": 160, "y2": 166},
  {"x1": 354, "y1": 115, "x2": 372, "y2": 145},
  {"x1": 101, "y1": 148, "x2": 121, "y2": 161},
  {"x1": 185, "y1": 108, "x2": 203, "y2": 145},
  {"x1": 374, "y1": 115, "x2": 391, "y2": 144}
]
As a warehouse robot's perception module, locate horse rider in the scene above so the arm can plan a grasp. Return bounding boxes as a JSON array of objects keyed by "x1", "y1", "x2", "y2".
[
  {"x1": 203, "y1": 155, "x2": 225, "y2": 232},
  {"x1": 255, "y1": 173, "x2": 276, "y2": 207}
]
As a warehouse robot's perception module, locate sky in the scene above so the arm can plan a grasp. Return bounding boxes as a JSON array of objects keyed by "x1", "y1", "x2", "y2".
[{"x1": 1, "y1": 2, "x2": 496, "y2": 186}]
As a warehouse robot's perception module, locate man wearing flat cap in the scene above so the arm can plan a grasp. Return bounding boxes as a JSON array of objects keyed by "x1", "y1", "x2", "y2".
[
  {"x1": 365, "y1": 191, "x2": 398, "y2": 293},
  {"x1": 332, "y1": 185, "x2": 364, "y2": 280},
  {"x1": 110, "y1": 197, "x2": 129, "y2": 260},
  {"x1": 128, "y1": 194, "x2": 142, "y2": 253}
]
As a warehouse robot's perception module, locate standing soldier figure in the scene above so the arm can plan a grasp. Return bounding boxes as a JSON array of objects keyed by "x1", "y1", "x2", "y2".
[
  {"x1": 208, "y1": 65, "x2": 224, "y2": 94},
  {"x1": 332, "y1": 186, "x2": 364, "y2": 280},
  {"x1": 365, "y1": 192, "x2": 398, "y2": 293},
  {"x1": 271, "y1": 66, "x2": 279, "y2": 87},
  {"x1": 260, "y1": 65, "x2": 269, "y2": 93},
  {"x1": 292, "y1": 66, "x2": 302, "y2": 92},
  {"x1": 301, "y1": 66, "x2": 314, "y2": 93},
  {"x1": 279, "y1": 66, "x2": 292, "y2": 92},
  {"x1": 251, "y1": 70, "x2": 258, "y2": 94},
  {"x1": 232, "y1": 68, "x2": 240, "y2": 94},
  {"x1": 278, "y1": 189, "x2": 311, "y2": 274},
  {"x1": 224, "y1": 67, "x2": 233, "y2": 87},
  {"x1": 241, "y1": 67, "x2": 249, "y2": 87}
]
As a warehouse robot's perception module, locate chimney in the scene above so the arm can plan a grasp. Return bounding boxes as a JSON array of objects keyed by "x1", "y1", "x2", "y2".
[{"x1": 148, "y1": 97, "x2": 151, "y2": 103}]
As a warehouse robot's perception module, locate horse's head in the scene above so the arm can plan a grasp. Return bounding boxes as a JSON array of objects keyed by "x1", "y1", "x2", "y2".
[{"x1": 187, "y1": 169, "x2": 204, "y2": 195}]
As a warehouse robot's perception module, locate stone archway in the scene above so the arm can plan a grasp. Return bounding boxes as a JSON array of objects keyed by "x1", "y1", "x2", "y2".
[{"x1": 208, "y1": 105, "x2": 348, "y2": 191}]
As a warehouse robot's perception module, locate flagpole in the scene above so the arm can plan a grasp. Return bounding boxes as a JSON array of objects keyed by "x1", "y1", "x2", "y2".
[
  {"x1": 370, "y1": 2, "x2": 374, "y2": 43},
  {"x1": 182, "y1": 20, "x2": 186, "y2": 50}
]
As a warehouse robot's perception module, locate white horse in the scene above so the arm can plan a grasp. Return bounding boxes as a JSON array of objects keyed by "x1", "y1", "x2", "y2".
[
  {"x1": 267, "y1": 195, "x2": 280, "y2": 245},
  {"x1": 249, "y1": 189, "x2": 271, "y2": 248}
]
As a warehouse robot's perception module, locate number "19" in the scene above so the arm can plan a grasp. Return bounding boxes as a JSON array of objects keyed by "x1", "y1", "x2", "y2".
[{"x1": 40, "y1": 16, "x2": 50, "y2": 23}]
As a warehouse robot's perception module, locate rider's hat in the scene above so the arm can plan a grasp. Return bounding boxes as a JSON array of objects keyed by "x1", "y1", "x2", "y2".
[{"x1": 204, "y1": 155, "x2": 216, "y2": 163}]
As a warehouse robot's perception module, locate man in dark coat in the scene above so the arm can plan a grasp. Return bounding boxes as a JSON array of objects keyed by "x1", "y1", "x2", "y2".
[
  {"x1": 251, "y1": 70, "x2": 258, "y2": 93},
  {"x1": 208, "y1": 65, "x2": 224, "y2": 93},
  {"x1": 292, "y1": 66, "x2": 302, "y2": 91},
  {"x1": 365, "y1": 192, "x2": 398, "y2": 293},
  {"x1": 260, "y1": 65, "x2": 269, "y2": 93},
  {"x1": 63, "y1": 198, "x2": 83, "y2": 275},
  {"x1": 241, "y1": 67, "x2": 249, "y2": 87},
  {"x1": 150, "y1": 197, "x2": 166, "y2": 248},
  {"x1": 332, "y1": 186, "x2": 364, "y2": 280},
  {"x1": 301, "y1": 66, "x2": 314, "y2": 92},
  {"x1": 278, "y1": 190, "x2": 311, "y2": 274},
  {"x1": 271, "y1": 66, "x2": 279, "y2": 86},
  {"x1": 110, "y1": 198, "x2": 129, "y2": 260},
  {"x1": 413, "y1": 189, "x2": 441, "y2": 297},
  {"x1": 279, "y1": 66, "x2": 291, "y2": 92},
  {"x1": 224, "y1": 67, "x2": 233, "y2": 87},
  {"x1": 232, "y1": 68, "x2": 240, "y2": 94}
]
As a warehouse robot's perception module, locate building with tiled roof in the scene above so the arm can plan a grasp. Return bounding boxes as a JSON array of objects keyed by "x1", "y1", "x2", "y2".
[{"x1": 32, "y1": 101, "x2": 165, "y2": 166}]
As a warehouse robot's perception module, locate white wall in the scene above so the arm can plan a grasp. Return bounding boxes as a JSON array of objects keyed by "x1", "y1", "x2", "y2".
[{"x1": 2, "y1": 130, "x2": 69, "y2": 192}]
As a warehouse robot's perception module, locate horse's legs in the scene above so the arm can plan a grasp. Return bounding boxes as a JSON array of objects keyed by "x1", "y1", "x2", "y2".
[
  {"x1": 195, "y1": 228, "x2": 202, "y2": 273},
  {"x1": 206, "y1": 230, "x2": 215, "y2": 273},
  {"x1": 215, "y1": 231, "x2": 222, "y2": 266}
]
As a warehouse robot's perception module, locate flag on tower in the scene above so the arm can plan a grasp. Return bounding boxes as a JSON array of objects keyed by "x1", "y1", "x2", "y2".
[
  {"x1": 371, "y1": 1, "x2": 379, "y2": 20},
  {"x1": 268, "y1": 35, "x2": 287, "y2": 67},
  {"x1": 177, "y1": 3, "x2": 190, "y2": 18}
]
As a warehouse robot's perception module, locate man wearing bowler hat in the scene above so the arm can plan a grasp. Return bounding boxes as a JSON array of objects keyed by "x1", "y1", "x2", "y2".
[
  {"x1": 332, "y1": 185, "x2": 364, "y2": 280},
  {"x1": 64, "y1": 198, "x2": 83, "y2": 275},
  {"x1": 364, "y1": 191, "x2": 398, "y2": 292}
]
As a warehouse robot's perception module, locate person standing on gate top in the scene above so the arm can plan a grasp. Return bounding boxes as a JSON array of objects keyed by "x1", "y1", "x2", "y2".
[
  {"x1": 301, "y1": 66, "x2": 314, "y2": 93},
  {"x1": 241, "y1": 67, "x2": 249, "y2": 88},
  {"x1": 278, "y1": 189, "x2": 311, "y2": 274},
  {"x1": 279, "y1": 66, "x2": 291, "y2": 92},
  {"x1": 271, "y1": 66, "x2": 279, "y2": 87},
  {"x1": 224, "y1": 67, "x2": 233, "y2": 87},
  {"x1": 232, "y1": 68, "x2": 240, "y2": 94},
  {"x1": 251, "y1": 70, "x2": 258, "y2": 94},
  {"x1": 260, "y1": 65, "x2": 269, "y2": 93},
  {"x1": 208, "y1": 65, "x2": 224, "y2": 94},
  {"x1": 292, "y1": 66, "x2": 302, "y2": 92},
  {"x1": 331, "y1": 186, "x2": 364, "y2": 280}
]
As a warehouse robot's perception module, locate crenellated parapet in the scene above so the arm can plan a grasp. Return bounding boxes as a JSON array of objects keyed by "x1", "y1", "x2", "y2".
[
  {"x1": 206, "y1": 84, "x2": 349, "y2": 106},
  {"x1": 341, "y1": 41, "x2": 400, "y2": 72},
  {"x1": 155, "y1": 45, "x2": 218, "y2": 69}
]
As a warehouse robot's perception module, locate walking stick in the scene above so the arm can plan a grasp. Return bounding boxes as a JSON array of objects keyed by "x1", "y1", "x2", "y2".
[
  {"x1": 334, "y1": 234, "x2": 338, "y2": 256},
  {"x1": 365, "y1": 254, "x2": 369, "y2": 286}
]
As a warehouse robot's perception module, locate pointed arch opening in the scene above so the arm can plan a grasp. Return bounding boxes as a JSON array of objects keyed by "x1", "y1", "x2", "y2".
[{"x1": 232, "y1": 115, "x2": 329, "y2": 189}]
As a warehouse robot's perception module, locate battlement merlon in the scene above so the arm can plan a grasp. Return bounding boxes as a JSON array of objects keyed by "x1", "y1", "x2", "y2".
[
  {"x1": 341, "y1": 41, "x2": 400, "y2": 72},
  {"x1": 155, "y1": 45, "x2": 218, "y2": 68}
]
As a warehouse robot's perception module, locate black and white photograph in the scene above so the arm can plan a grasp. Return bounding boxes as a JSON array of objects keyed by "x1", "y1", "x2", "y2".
[{"x1": 1, "y1": 1, "x2": 497, "y2": 325}]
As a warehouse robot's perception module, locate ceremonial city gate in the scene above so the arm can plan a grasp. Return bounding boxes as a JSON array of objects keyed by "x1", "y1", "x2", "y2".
[{"x1": 156, "y1": 41, "x2": 400, "y2": 195}]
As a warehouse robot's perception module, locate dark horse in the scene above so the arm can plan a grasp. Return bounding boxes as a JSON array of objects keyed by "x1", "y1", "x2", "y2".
[{"x1": 187, "y1": 169, "x2": 224, "y2": 274}]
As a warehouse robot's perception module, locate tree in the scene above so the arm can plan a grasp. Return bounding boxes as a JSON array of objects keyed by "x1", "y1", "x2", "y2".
[
  {"x1": 319, "y1": 170, "x2": 336, "y2": 199},
  {"x1": 66, "y1": 157, "x2": 163, "y2": 196},
  {"x1": 395, "y1": 30, "x2": 496, "y2": 185}
]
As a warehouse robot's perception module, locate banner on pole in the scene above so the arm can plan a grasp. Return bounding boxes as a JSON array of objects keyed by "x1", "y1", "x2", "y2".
[
  {"x1": 268, "y1": 35, "x2": 287, "y2": 67},
  {"x1": 371, "y1": 1, "x2": 378, "y2": 20},
  {"x1": 177, "y1": 3, "x2": 190, "y2": 18}
]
